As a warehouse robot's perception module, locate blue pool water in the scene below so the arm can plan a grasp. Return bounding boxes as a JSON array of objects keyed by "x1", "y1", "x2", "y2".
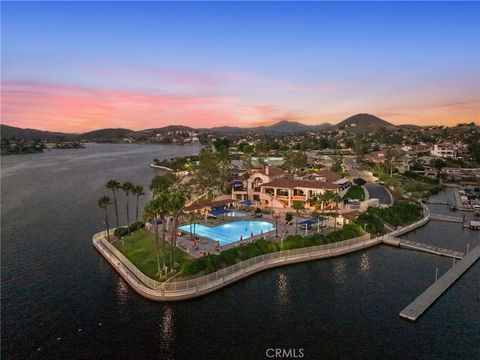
[{"x1": 179, "y1": 220, "x2": 275, "y2": 245}]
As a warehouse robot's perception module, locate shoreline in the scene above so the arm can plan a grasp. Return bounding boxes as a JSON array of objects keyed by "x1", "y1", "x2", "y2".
[{"x1": 92, "y1": 203, "x2": 430, "y2": 301}]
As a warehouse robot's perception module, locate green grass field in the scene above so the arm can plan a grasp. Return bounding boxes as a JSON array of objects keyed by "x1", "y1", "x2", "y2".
[
  {"x1": 114, "y1": 229, "x2": 191, "y2": 280},
  {"x1": 343, "y1": 185, "x2": 365, "y2": 201}
]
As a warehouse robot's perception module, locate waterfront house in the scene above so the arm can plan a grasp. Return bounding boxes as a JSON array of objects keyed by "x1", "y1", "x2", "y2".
[{"x1": 232, "y1": 165, "x2": 350, "y2": 209}]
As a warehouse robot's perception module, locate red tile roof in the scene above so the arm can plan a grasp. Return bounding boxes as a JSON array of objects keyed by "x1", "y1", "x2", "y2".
[{"x1": 261, "y1": 179, "x2": 339, "y2": 190}]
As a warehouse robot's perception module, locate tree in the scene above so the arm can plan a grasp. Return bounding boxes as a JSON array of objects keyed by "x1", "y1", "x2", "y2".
[
  {"x1": 322, "y1": 191, "x2": 336, "y2": 214},
  {"x1": 292, "y1": 201, "x2": 304, "y2": 235},
  {"x1": 195, "y1": 147, "x2": 221, "y2": 193},
  {"x1": 144, "y1": 200, "x2": 161, "y2": 276},
  {"x1": 169, "y1": 191, "x2": 186, "y2": 269},
  {"x1": 241, "y1": 152, "x2": 253, "y2": 180},
  {"x1": 283, "y1": 150, "x2": 308, "y2": 176},
  {"x1": 213, "y1": 137, "x2": 231, "y2": 151},
  {"x1": 150, "y1": 173, "x2": 178, "y2": 197},
  {"x1": 105, "y1": 180, "x2": 121, "y2": 229},
  {"x1": 122, "y1": 182, "x2": 134, "y2": 230},
  {"x1": 331, "y1": 194, "x2": 342, "y2": 230},
  {"x1": 97, "y1": 196, "x2": 111, "y2": 242},
  {"x1": 217, "y1": 145, "x2": 231, "y2": 193},
  {"x1": 155, "y1": 192, "x2": 172, "y2": 274},
  {"x1": 132, "y1": 185, "x2": 145, "y2": 225},
  {"x1": 187, "y1": 212, "x2": 199, "y2": 241}
]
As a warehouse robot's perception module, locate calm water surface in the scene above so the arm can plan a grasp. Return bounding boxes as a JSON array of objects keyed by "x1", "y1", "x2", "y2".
[{"x1": 1, "y1": 144, "x2": 479, "y2": 360}]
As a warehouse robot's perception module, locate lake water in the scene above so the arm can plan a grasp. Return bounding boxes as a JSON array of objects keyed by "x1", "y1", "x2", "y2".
[{"x1": 1, "y1": 144, "x2": 479, "y2": 359}]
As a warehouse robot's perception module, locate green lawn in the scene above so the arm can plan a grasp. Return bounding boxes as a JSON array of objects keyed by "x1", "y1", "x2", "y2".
[
  {"x1": 343, "y1": 185, "x2": 365, "y2": 201},
  {"x1": 114, "y1": 229, "x2": 191, "y2": 280}
]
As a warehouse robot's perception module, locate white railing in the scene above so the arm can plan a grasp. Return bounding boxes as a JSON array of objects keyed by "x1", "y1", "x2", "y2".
[
  {"x1": 93, "y1": 232, "x2": 162, "y2": 289},
  {"x1": 94, "y1": 230, "x2": 372, "y2": 299},
  {"x1": 389, "y1": 203, "x2": 430, "y2": 237}
]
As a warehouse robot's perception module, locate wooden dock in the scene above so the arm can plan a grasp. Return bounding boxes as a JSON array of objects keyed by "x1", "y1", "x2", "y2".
[
  {"x1": 429, "y1": 213, "x2": 464, "y2": 223},
  {"x1": 399, "y1": 245, "x2": 480, "y2": 321},
  {"x1": 398, "y1": 239, "x2": 464, "y2": 259}
]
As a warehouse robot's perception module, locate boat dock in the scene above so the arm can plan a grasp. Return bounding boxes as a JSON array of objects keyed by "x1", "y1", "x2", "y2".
[
  {"x1": 429, "y1": 213, "x2": 464, "y2": 223},
  {"x1": 398, "y1": 239, "x2": 464, "y2": 259},
  {"x1": 382, "y1": 235, "x2": 464, "y2": 259},
  {"x1": 399, "y1": 244, "x2": 480, "y2": 321}
]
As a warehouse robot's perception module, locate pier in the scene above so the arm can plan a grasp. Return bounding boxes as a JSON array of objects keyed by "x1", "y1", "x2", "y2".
[
  {"x1": 399, "y1": 245, "x2": 480, "y2": 321},
  {"x1": 429, "y1": 213, "x2": 464, "y2": 223},
  {"x1": 382, "y1": 235, "x2": 464, "y2": 259}
]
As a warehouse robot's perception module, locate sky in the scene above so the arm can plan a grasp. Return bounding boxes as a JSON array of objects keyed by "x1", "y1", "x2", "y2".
[{"x1": 1, "y1": 1, "x2": 479, "y2": 132}]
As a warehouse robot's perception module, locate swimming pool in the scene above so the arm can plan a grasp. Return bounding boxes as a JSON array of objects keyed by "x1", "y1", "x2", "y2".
[{"x1": 179, "y1": 220, "x2": 275, "y2": 245}]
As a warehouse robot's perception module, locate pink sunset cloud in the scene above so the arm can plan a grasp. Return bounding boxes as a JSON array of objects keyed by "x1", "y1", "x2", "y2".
[{"x1": 0, "y1": 81, "x2": 307, "y2": 132}]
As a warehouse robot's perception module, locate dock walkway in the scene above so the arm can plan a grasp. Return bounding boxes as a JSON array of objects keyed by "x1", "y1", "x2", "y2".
[
  {"x1": 399, "y1": 245, "x2": 480, "y2": 321},
  {"x1": 429, "y1": 213, "x2": 464, "y2": 223},
  {"x1": 398, "y1": 239, "x2": 464, "y2": 259}
]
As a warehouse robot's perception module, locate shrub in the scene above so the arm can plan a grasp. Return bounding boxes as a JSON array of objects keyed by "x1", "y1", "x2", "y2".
[
  {"x1": 285, "y1": 213, "x2": 293, "y2": 222},
  {"x1": 114, "y1": 227, "x2": 129, "y2": 238}
]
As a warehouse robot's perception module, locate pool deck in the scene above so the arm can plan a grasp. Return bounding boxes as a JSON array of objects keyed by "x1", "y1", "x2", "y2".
[{"x1": 175, "y1": 215, "x2": 333, "y2": 258}]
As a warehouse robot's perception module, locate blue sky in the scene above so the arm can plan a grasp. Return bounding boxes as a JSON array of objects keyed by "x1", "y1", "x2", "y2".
[{"x1": 2, "y1": 1, "x2": 479, "y2": 131}]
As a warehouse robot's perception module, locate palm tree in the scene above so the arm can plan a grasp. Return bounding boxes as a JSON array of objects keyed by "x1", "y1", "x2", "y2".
[
  {"x1": 292, "y1": 201, "x2": 304, "y2": 236},
  {"x1": 122, "y1": 182, "x2": 134, "y2": 230},
  {"x1": 97, "y1": 196, "x2": 111, "y2": 242},
  {"x1": 187, "y1": 212, "x2": 199, "y2": 241},
  {"x1": 332, "y1": 194, "x2": 342, "y2": 230},
  {"x1": 323, "y1": 190, "x2": 335, "y2": 214},
  {"x1": 144, "y1": 200, "x2": 161, "y2": 277},
  {"x1": 156, "y1": 192, "x2": 172, "y2": 274},
  {"x1": 105, "y1": 180, "x2": 121, "y2": 229},
  {"x1": 133, "y1": 185, "x2": 145, "y2": 225},
  {"x1": 169, "y1": 191, "x2": 186, "y2": 269}
]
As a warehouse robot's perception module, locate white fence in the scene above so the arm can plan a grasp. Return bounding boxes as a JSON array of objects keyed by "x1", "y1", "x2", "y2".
[{"x1": 94, "y1": 230, "x2": 372, "y2": 299}]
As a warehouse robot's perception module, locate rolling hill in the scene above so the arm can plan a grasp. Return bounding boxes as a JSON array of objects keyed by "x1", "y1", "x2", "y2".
[{"x1": 335, "y1": 113, "x2": 394, "y2": 130}]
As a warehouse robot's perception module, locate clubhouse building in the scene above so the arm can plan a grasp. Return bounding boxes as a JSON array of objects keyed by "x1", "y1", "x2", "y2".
[{"x1": 232, "y1": 165, "x2": 351, "y2": 209}]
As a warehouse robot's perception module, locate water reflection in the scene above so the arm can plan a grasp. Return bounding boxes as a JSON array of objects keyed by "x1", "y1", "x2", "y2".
[
  {"x1": 332, "y1": 258, "x2": 346, "y2": 283},
  {"x1": 158, "y1": 305, "x2": 175, "y2": 355},
  {"x1": 275, "y1": 273, "x2": 290, "y2": 307},
  {"x1": 115, "y1": 278, "x2": 129, "y2": 305},
  {"x1": 359, "y1": 253, "x2": 370, "y2": 273}
]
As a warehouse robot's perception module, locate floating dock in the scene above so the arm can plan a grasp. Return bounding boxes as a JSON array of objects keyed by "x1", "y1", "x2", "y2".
[{"x1": 399, "y1": 245, "x2": 480, "y2": 322}]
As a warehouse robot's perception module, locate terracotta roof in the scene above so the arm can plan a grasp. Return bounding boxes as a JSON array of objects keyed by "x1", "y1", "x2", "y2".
[
  {"x1": 209, "y1": 199, "x2": 237, "y2": 207},
  {"x1": 183, "y1": 203, "x2": 204, "y2": 212},
  {"x1": 253, "y1": 165, "x2": 285, "y2": 177},
  {"x1": 261, "y1": 179, "x2": 338, "y2": 190},
  {"x1": 313, "y1": 169, "x2": 342, "y2": 183},
  {"x1": 183, "y1": 198, "x2": 237, "y2": 212}
]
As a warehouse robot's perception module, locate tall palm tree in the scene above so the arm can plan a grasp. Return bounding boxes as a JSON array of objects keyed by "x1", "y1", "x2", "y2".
[
  {"x1": 122, "y1": 182, "x2": 134, "y2": 230},
  {"x1": 133, "y1": 185, "x2": 145, "y2": 225},
  {"x1": 169, "y1": 191, "x2": 186, "y2": 269},
  {"x1": 292, "y1": 201, "x2": 304, "y2": 236},
  {"x1": 332, "y1": 194, "x2": 342, "y2": 230},
  {"x1": 187, "y1": 212, "x2": 199, "y2": 241},
  {"x1": 97, "y1": 196, "x2": 111, "y2": 242},
  {"x1": 144, "y1": 200, "x2": 161, "y2": 277},
  {"x1": 105, "y1": 180, "x2": 121, "y2": 229},
  {"x1": 156, "y1": 192, "x2": 172, "y2": 274}
]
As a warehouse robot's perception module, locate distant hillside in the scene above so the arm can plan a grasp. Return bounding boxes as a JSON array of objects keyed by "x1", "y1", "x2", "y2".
[
  {"x1": 127, "y1": 125, "x2": 196, "y2": 139},
  {"x1": 80, "y1": 128, "x2": 133, "y2": 140},
  {"x1": 208, "y1": 120, "x2": 332, "y2": 134},
  {"x1": 1, "y1": 124, "x2": 72, "y2": 140},
  {"x1": 335, "y1": 114, "x2": 394, "y2": 130}
]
